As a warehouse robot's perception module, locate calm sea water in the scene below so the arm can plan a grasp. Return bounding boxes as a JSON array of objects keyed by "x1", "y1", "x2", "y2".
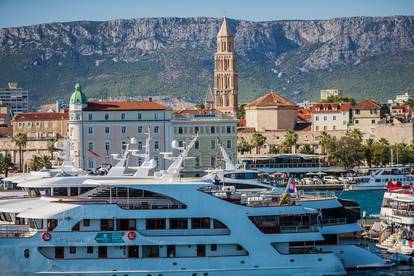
[{"x1": 336, "y1": 190, "x2": 385, "y2": 218}]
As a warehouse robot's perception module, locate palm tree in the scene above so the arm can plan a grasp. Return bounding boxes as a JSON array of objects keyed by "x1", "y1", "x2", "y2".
[
  {"x1": 250, "y1": 132, "x2": 267, "y2": 154},
  {"x1": 28, "y1": 155, "x2": 43, "y2": 171},
  {"x1": 346, "y1": 128, "x2": 363, "y2": 141},
  {"x1": 0, "y1": 153, "x2": 14, "y2": 177},
  {"x1": 47, "y1": 138, "x2": 58, "y2": 160},
  {"x1": 299, "y1": 144, "x2": 314, "y2": 154},
  {"x1": 318, "y1": 131, "x2": 332, "y2": 155},
  {"x1": 40, "y1": 155, "x2": 52, "y2": 169},
  {"x1": 283, "y1": 129, "x2": 298, "y2": 153},
  {"x1": 13, "y1": 133, "x2": 27, "y2": 172},
  {"x1": 378, "y1": 138, "x2": 390, "y2": 145}
]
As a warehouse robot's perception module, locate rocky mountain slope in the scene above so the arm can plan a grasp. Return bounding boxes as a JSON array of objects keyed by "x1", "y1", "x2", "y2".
[{"x1": 1, "y1": 16, "x2": 414, "y2": 106}]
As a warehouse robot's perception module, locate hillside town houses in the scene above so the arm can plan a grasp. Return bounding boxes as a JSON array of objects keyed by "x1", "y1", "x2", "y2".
[{"x1": 1, "y1": 18, "x2": 413, "y2": 174}]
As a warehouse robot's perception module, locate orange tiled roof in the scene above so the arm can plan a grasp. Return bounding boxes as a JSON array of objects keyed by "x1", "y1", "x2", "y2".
[
  {"x1": 246, "y1": 91, "x2": 297, "y2": 108},
  {"x1": 0, "y1": 126, "x2": 9, "y2": 137},
  {"x1": 353, "y1": 98, "x2": 382, "y2": 110},
  {"x1": 310, "y1": 103, "x2": 351, "y2": 113},
  {"x1": 84, "y1": 101, "x2": 167, "y2": 111},
  {"x1": 238, "y1": 118, "x2": 246, "y2": 127},
  {"x1": 14, "y1": 112, "x2": 68, "y2": 121},
  {"x1": 297, "y1": 107, "x2": 311, "y2": 122}
]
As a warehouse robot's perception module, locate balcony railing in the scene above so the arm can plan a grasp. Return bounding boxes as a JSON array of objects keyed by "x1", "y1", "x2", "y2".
[{"x1": 138, "y1": 228, "x2": 230, "y2": 236}]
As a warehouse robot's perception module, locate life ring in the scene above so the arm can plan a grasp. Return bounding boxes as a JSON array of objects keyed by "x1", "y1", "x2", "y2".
[
  {"x1": 126, "y1": 231, "x2": 136, "y2": 240},
  {"x1": 41, "y1": 232, "x2": 52, "y2": 241}
]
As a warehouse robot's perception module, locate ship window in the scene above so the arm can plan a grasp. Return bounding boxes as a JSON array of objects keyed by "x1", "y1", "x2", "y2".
[
  {"x1": 236, "y1": 244, "x2": 243, "y2": 251},
  {"x1": 53, "y1": 187, "x2": 68, "y2": 196},
  {"x1": 55, "y1": 247, "x2": 64, "y2": 259},
  {"x1": 167, "y1": 245, "x2": 176, "y2": 257},
  {"x1": 117, "y1": 219, "x2": 136, "y2": 231},
  {"x1": 191, "y1": 218, "x2": 210, "y2": 229},
  {"x1": 69, "y1": 247, "x2": 76, "y2": 254},
  {"x1": 169, "y1": 218, "x2": 188, "y2": 229},
  {"x1": 146, "y1": 219, "x2": 166, "y2": 230},
  {"x1": 211, "y1": 244, "x2": 217, "y2": 251},
  {"x1": 47, "y1": 219, "x2": 58, "y2": 231},
  {"x1": 197, "y1": 244, "x2": 206, "y2": 257},
  {"x1": 24, "y1": 249, "x2": 30, "y2": 258},
  {"x1": 100, "y1": 219, "x2": 115, "y2": 231},
  {"x1": 70, "y1": 187, "x2": 79, "y2": 196},
  {"x1": 143, "y1": 245, "x2": 159, "y2": 258},
  {"x1": 128, "y1": 245, "x2": 139, "y2": 258},
  {"x1": 87, "y1": 246, "x2": 93, "y2": 254},
  {"x1": 213, "y1": 219, "x2": 227, "y2": 229},
  {"x1": 83, "y1": 219, "x2": 90, "y2": 227},
  {"x1": 72, "y1": 222, "x2": 80, "y2": 231},
  {"x1": 98, "y1": 246, "x2": 107, "y2": 258}
]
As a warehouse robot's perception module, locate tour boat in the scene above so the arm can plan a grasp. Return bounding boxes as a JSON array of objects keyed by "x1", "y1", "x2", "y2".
[
  {"x1": 376, "y1": 181, "x2": 414, "y2": 259},
  {"x1": 344, "y1": 168, "x2": 413, "y2": 191}
]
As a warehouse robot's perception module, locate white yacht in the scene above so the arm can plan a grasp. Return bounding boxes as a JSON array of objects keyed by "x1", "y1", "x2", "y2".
[
  {"x1": 344, "y1": 168, "x2": 413, "y2": 191},
  {"x1": 376, "y1": 182, "x2": 414, "y2": 260}
]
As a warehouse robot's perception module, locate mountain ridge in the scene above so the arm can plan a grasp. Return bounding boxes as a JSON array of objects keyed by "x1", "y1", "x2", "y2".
[{"x1": 1, "y1": 16, "x2": 414, "y2": 106}]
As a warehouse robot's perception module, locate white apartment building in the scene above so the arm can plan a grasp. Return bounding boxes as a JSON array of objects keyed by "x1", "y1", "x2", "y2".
[
  {"x1": 320, "y1": 89, "x2": 341, "y2": 101},
  {"x1": 310, "y1": 103, "x2": 351, "y2": 131},
  {"x1": 68, "y1": 84, "x2": 172, "y2": 170}
]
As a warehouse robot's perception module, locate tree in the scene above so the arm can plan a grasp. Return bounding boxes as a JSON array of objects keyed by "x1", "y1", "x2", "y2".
[
  {"x1": 13, "y1": 133, "x2": 27, "y2": 172},
  {"x1": 318, "y1": 131, "x2": 332, "y2": 155},
  {"x1": 195, "y1": 102, "x2": 205, "y2": 109},
  {"x1": 0, "y1": 153, "x2": 14, "y2": 177},
  {"x1": 299, "y1": 144, "x2": 314, "y2": 154},
  {"x1": 28, "y1": 155, "x2": 43, "y2": 171},
  {"x1": 47, "y1": 138, "x2": 58, "y2": 160},
  {"x1": 329, "y1": 136, "x2": 364, "y2": 170},
  {"x1": 372, "y1": 141, "x2": 390, "y2": 166},
  {"x1": 40, "y1": 155, "x2": 52, "y2": 169},
  {"x1": 268, "y1": 145, "x2": 279, "y2": 154},
  {"x1": 321, "y1": 95, "x2": 356, "y2": 105},
  {"x1": 237, "y1": 137, "x2": 252, "y2": 155},
  {"x1": 346, "y1": 128, "x2": 363, "y2": 142},
  {"x1": 237, "y1": 104, "x2": 246, "y2": 119},
  {"x1": 282, "y1": 130, "x2": 298, "y2": 153},
  {"x1": 250, "y1": 132, "x2": 267, "y2": 154},
  {"x1": 363, "y1": 138, "x2": 374, "y2": 168}
]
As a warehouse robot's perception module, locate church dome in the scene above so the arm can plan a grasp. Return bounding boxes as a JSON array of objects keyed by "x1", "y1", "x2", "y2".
[{"x1": 69, "y1": 83, "x2": 87, "y2": 105}]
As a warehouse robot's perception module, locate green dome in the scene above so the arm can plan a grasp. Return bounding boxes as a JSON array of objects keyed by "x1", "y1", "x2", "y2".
[{"x1": 69, "y1": 83, "x2": 87, "y2": 105}]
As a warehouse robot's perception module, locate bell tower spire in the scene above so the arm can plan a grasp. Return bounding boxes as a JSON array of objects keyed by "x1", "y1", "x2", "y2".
[{"x1": 214, "y1": 17, "x2": 238, "y2": 115}]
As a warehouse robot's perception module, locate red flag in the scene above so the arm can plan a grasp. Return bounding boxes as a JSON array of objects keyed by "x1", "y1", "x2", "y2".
[{"x1": 88, "y1": 149, "x2": 100, "y2": 157}]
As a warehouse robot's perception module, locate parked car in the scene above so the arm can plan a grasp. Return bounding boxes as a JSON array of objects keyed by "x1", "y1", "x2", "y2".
[{"x1": 323, "y1": 175, "x2": 342, "y2": 184}]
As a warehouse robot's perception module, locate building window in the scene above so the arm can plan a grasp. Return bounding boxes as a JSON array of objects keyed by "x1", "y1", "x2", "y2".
[
  {"x1": 121, "y1": 141, "x2": 127, "y2": 151},
  {"x1": 195, "y1": 141, "x2": 199, "y2": 149},
  {"x1": 76, "y1": 114, "x2": 80, "y2": 120},
  {"x1": 227, "y1": 140, "x2": 232, "y2": 149},
  {"x1": 154, "y1": 113, "x2": 158, "y2": 120},
  {"x1": 137, "y1": 158, "x2": 142, "y2": 166},
  {"x1": 323, "y1": 116, "x2": 327, "y2": 121},
  {"x1": 323, "y1": 126, "x2": 327, "y2": 131},
  {"x1": 138, "y1": 113, "x2": 142, "y2": 120},
  {"x1": 211, "y1": 140, "x2": 216, "y2": 149},
  {"x1": 105, "y1": 141, "x2": 110, "y2": 151},
  {"x1": 154, "y1": 141, "x2": 160, "y2": 150},
  {"x1": 355, "y1": 110, "x2": 360, "y2": 115},
  {"x1": 154, "y1": 126, "x2": 159, "y2": 133},
  {"x1": 315, "y1": 116, "x2": 319, "y2": 121},
  {"x1": 372, "y1": 120, "x2": 376, "y2": 124},
  {"x1": 18, "y1": 122, "x2": 23, "y2": 127},
  {"x1": 121, "y1": 126, "x2": 127, "y2": 134},
  {"x1": 121, "y1": 113, "x2": 126, "y2": 120},
  {"x1": 355, "y1": 119, "x2": 359, "y2": 124},
  {"x1": 333, "y1": 116, "x2": 336, "y2": 121},
  {"x1": 88, "y1": 127, "x2": 93, "y2": 134},
  {"x1": 88, "y1": 113, "x2": 93, "y2": 120},
  {"x1": 88, "y1": 158, "x2": 95, "y2": 169},
  {"x1": 105, "y1": 113, "x2": 109, "y2": 120},
  {"x1": 88, "y1": 142, "x2": 94, "y2": 151},
  {"x1": 35, "y1": 122, "x2": 40, "y2": 127},
  {"x1": 210, "y1": 126, "x2": 215, "y2": 134},
  {"x1": 227, "y1": 126, "x2": 231, "y2": 133},
  {"x1": 178, "y1": 127, "x2": 183, "y2": 134},
  {"x1": 137, "y1": 126, "x2": 143, "y2": 133},
  {"x1": 138, "y1": 141, "x2": 143, "y2": 150},
  {"x1": 195, "y1": 126, "x2": 199, "y2": 133},
  {"x1": 195, "y1": 157, "x2": 200, "y2": 168},
  {"x1": 211, "y1": 155, "x2": 215, "y2": 167},
  {"x1": 105, "y1": 127, "x2": 110, "y2": 134}
]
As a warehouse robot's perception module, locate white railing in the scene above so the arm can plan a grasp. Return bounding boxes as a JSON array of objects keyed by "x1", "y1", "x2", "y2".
[{"x1": 139, "y1": 228, "x2": 230, "y2": 236}]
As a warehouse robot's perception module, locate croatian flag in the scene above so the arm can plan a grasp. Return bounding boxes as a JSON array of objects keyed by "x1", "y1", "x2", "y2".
[{"x1": 285, "y1": 178, "x2": 299, "y2": 198}]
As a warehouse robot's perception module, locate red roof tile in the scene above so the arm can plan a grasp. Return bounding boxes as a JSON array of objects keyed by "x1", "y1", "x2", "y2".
[
  {"x1": 84, "y1": 101, "x2": 167, "y2": 111},
  {"x1": 297, "y1": 108, "x2": 311, "y2": 122},
  {"x1": 353, "y1": 98, "x2": 382, "y2": 110},
  {"x1": 310, "y1": 103, "x2": 351, "y2": 113},
  {"x1": 238, "y1": 119, "x2": 246, "y2": 127},
  {"x1": 0, "y1": 126, "x2": 10, "y2": 136},
  {"x1": 246, "y1": 91, "x2": 297, "y2": 108},
  {"x1": 14, "y1": 112, "x2": 68, "y2": 121}
]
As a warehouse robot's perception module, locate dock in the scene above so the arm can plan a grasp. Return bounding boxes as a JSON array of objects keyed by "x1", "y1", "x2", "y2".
[{"x1": 297, "y1": 184, "x2": 344, "y2": 191}]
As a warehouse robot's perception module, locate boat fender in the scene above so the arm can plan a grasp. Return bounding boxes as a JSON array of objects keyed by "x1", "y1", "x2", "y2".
[
  {"x1": 126, "y1": 231, "x2": 136, "y2": 240},
  {"x1": 41, "y1": 232, "x2": 52, "y2": 241}
]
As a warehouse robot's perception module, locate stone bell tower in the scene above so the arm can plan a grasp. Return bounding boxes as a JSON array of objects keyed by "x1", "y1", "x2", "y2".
[{"x1": 214, "y1": 17, "x2": 238, "y2": 115}]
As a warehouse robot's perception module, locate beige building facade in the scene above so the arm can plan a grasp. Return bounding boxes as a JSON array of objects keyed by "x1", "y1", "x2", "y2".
[
  {"x1": 245, "y1": 92, "x2": 297, "y2": 131},
  {"x1": 310, "y1": 103, "x2": 351, "y2": 131},
  {"x1": 172, "y1": 109, "x2": 238, "y2": 177},
  {"x1": 320, "y1": 89, "x2": 341, "y2": 101},
  {"x1": 13, "y1": 111, "x2": 68, "y2": 139}
]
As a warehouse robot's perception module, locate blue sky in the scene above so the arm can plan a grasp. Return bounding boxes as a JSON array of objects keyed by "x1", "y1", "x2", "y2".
[{"x1": 0, "y1": 0, "x2": 413, "y2": 28}]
